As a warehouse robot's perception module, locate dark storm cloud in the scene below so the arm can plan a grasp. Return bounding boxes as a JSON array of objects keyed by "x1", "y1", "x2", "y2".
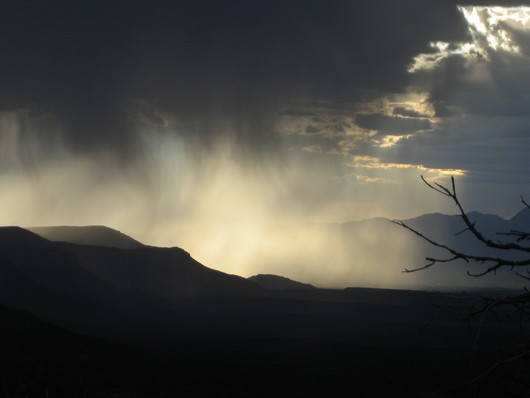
[
  {"x1": 3, "y1": 0, "x2": 526, "y2": 168},
  {"x1": 305, "y1": 126, "x2": 323, "y2": 135},
  {"x1": 0, "y1": 0, "x2": 476, "y2": 161},
  {"x1": 411, "y1": 42, "x2": 530, "y2": 119},
  {"x1": 0, "y1": 108, "x2": 63, "y2": 171},
  {"x1": 278, "y1": 109, "x2": 319, "y2": 118},
  {"x1": 389, "y1": 4, "x2": 530, "y2": 189},
  {"x1": 381, "y1": 122, "x2": 530, "y2": 186}
]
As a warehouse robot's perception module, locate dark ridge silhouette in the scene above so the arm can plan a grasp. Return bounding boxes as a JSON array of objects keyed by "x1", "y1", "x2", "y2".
[
  {"x1": 0, "y1": 228, "x2": 142, "y2": 310},
  {"x1": 0, "y1": 226, "x2": 52, "y2": 248},
  {"x1": 248, "y1": 274, "x2": 316, "y2": 290},
  {"x1": 0, "y1": 230, "x2": 178, "y2": 342},
  {"x1": 28, "y1": 225, "x2": 145, "y2": 249},
  {"x1": 0, "y1": 253, "x2": 131, "y2": 339},
  {"x1": 59, "y1": 243, "x2": 264, "y2": 299},
  {"x1": 0, "y1": 227, "x2": 262, "y2": 302}
]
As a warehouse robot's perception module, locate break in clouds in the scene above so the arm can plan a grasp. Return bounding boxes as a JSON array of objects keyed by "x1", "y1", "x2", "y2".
[{"x1": 2, "y1": 2, "x2": 530, "y2": 287}]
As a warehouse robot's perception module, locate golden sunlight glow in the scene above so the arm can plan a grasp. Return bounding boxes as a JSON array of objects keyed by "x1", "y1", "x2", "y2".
[
  {"x1": 275, "y1": 92, "x2": 437, "y2": 155},
  {"x1": 418, "y1": 165, "x2": 465, "y2": 177},
  {"x1": 376, "y1": 134, "x2": 414, "y2": 148},
  {"x1": 375, "y1": 92, "x2": 435, "y2": 118},
  {"x1": 0, "y1": 109, "x2": 464, "y2": 289},
  {"x1": 301, "y1": 144, "x2": 323, "y2": 153},
  {"x1": 409, "y1": 6, "x2": 530, "y2": 72},
  {"x1": 348, "y1": 155, "x2": 465, "y2": 177},
  {"x1": 354, "y1": 174, "x2": 394, "y2": 184}
]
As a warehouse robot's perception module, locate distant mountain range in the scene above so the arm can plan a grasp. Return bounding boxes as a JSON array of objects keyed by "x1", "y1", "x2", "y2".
[
  {"x1": 388, "y1": 207, "x2": 530, "y2": 285},
  {"x1": 23, "y1": 208, "x2": 530, "y2": 292},
  {"x1": 0, "y1": 208, "x2": 527, "y2": 337},
  {"x1": 190, "y1": 208, "x2": 530, "y2": 290},
  {"x1": 333, "y1": 207, "x2": 530, "y2": 289}
]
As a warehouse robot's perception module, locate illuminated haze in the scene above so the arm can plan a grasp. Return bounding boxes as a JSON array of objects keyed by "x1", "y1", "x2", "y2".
[{"x1": 2, "y1": 2, "x2": 530, "y2": 288}]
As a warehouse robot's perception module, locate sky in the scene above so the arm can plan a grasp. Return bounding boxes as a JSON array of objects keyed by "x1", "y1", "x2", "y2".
[{"x1": 2, "y1": 1, "x2": 530, "y2": 286}]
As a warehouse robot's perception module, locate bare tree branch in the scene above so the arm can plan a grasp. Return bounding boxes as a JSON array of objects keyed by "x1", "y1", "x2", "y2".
[
  {"x1": 398, "y1": 177, "x2": 530, "y2": 395},
  {"x1": 497, "y1": 230, "x2": 530, "y2": 242},
  {"x1": 396, "y1": 176, "x2": 530, "y2": 300},
  {"x1": 522, "y1": 196, "x2": 530, "y2": 209},
  {"x1": 516, "y1": 271, "x2": 530, "y2": 281},
  {"x1": 421, "y1": 176, "x2": 530, "y2": 253},
  {"x1": 453, "y1": 346, "x2": 530, "y2": 390},
  {"x1": 391, "y1": 218, "x2": 530, "y2": 276}
]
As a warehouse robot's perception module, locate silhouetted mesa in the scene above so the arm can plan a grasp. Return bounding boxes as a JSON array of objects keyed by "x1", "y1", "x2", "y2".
[
  {"x1": 28, "y1": 225, "x2": 145, "y2": 249},
  {"x1": 64, "y1": 244, "x2": 263, "y2": 299},
  {"x1": 0, "y1": 226, "x2": 261, "y2": 301},
  {"x1": 0, "y1": 226, "x2": 52, "y2": 248},
  {"x1": 248, "y1": 274, "x2": 316, "y2": 290}
]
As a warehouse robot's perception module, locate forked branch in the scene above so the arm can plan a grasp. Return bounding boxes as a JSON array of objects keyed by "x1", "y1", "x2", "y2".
[
  {"x1": 420, "y1": 176, "x2": 530, "y2": 253},
  {"x1": 394, "y1": 176, "x2": 530, "y2": 276},
  {"x1": 398, "y1": 177, "x2": 530, "y2": 396}
]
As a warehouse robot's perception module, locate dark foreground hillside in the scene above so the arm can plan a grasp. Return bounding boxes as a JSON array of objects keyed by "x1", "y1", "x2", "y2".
[
  {"x1": 1, "y1": 226, "x2": 529, "y2": 397},
  {"x1": 2, "y1": 290, "x2": 527, "y2": 397}
]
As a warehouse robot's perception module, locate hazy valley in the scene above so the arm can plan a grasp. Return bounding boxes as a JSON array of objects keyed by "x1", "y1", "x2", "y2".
[{"x1": 134, "y1": 207, "x2": 530, "y2": 290}]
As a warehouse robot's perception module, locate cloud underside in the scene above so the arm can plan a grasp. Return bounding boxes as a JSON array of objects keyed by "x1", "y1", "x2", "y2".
[
  {"x1": 409, "y1": 6, "x2": 530, "y2": 72},
  {"x1": 5, "y1": 5, "x2": 529, "y2": 186},
  {"x1": 276, "y1": 6, "x2": 530, "y2": 188},
  {"x1": 1, "y1": 4, "x2": 530, "y2": 233}
]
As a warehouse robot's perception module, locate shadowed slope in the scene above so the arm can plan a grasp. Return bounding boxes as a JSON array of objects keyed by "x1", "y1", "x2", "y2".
[
  {"x1": 0, "y1": 226, "x2": 264, "y2": 339},
  {"x1": 0, "y1": 228, "x2": 172, "y2": 340},
  {"x1": 0, "y1": 226, "x2": 52, "y2": 248},
  {"x1": 248, "y1": 274, "x2": 316, "y2": 290},
  {"x1": 0, "y1": 227, "x2": 137, "y2": 308},
  {"x1": 62, "y1": 243, "x2": 263, "y2": 299},
  {"x1": 27, "y1": 226, "x2": 263, "y2": 298},
  {"x1": 0, "y1": 226, "x2": 262, "y2": 302},
  {"x1": 28, "y1": 225, "x2": 145, "y2": 249}
]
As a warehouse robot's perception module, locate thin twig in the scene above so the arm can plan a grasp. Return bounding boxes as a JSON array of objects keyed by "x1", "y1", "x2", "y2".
[
  {"x1": 422, "y1": 176, "x2": 530, "y2": 253},
  {"x1": 454, "y1": 347, "x2": 530, "y2": 389}
]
